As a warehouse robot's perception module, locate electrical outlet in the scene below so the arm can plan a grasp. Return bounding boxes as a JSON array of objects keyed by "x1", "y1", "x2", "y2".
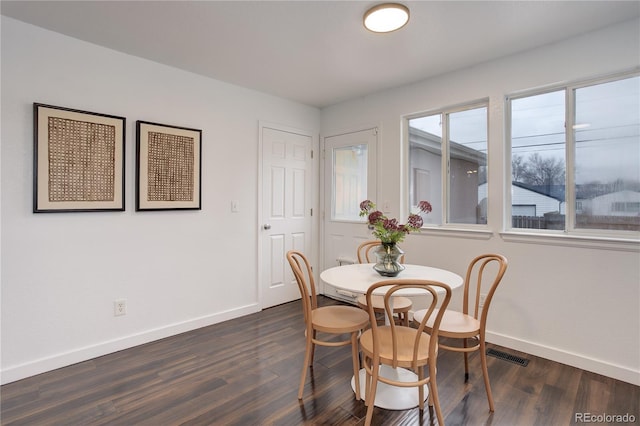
[
  {"x1": 478, "y1": 293, "x2": 487, "y2": 310},
  {"x1": 114, "y1": 299, "x2": 127, "y2": 316}
]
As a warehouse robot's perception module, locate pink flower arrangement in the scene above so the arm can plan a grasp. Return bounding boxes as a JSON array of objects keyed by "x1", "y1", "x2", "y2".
[{"x1": 359, "y1": 200, "x2": 432, "y2": 244}]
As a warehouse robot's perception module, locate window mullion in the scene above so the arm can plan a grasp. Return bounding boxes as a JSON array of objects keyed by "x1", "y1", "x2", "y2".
[
  {"x1": 565, "y1": 87, "x2": 576, "y2": 233},
  {"x1": 505, "y1": 96, "x2": 514, "y2": 231},
  {"x1": 442, "y1": 112, "x2": 450, "y2": 225}
]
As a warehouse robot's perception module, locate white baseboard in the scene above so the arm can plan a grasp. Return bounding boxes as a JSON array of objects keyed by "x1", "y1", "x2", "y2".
[
  {"x1": 6, "y1": 305, "x2": 637, "y2": 387},
  {"x1": 1, "y1": 303, "x2": 260, "y2": 385},
  {"x1": 486, "y1": 331, "x2": 640, "y2": 386}
]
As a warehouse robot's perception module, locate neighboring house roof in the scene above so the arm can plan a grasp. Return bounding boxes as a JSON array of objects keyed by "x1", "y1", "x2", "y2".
[
  {"x1": 590, "y1": 190, "x2": 640, "y2": 202},
  {"x1": 478, "y1": 181, "x2": 565, "y2": 215},
  {"x1": 512, "y1": 181, "x2": 565, "y2": 202},
  {"x1": 408, "y1": 127, "x2": 487, "y2": 165},
  {"x1": 577, "y1": 185, "x2": 640, "y2": 200}
]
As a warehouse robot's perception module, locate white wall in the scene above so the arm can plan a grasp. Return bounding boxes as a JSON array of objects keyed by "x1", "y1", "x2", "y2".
[
  {"x1": 321, "y1": 19, "x2": 640, "y2": 385},
  {"x1": 2, "y1": 15, "x2": 639, "y2": 387},
  {"x1": 0, "y1": 17, "x2": 320, "y2": 384}
]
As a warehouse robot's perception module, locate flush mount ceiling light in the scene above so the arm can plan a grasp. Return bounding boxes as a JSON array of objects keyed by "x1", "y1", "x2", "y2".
[{"x1": 363, "y1": 3, "x2": 410, "y2": 33}]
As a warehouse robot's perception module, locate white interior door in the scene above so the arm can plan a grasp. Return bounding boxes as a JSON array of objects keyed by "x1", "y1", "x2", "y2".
[
  {"x1": 260, "y1": 125, "x2": 313, "y2": 308},
  {"x1": 322, "y1": 128, "x2": 377, "y2": 276}
]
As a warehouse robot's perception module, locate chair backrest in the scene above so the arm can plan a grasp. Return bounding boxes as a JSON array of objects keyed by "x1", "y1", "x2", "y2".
[
  {"x1": 365, "y1": 279, "x2": 452, "y2": 369},
  {"x1": 462, "y1": 254, "x2": 508, "y2": 325},
  {"x1": 286, "y1": 250, "x2": 317, "y2": 327},
  {"x1": 357, "y1": 240, "x2": 381, "y2": 263},
  {"x1": 357, "y1": 240, "x2": 406, "y2": 264}
]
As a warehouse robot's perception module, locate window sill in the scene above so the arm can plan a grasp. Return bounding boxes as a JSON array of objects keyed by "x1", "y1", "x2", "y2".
[
  {"x1": 419, "y1": 227, "x2": 494, "y2": 240},
  {"x1": 500, "y1": 231, "x2": 640, "y2": 252}
]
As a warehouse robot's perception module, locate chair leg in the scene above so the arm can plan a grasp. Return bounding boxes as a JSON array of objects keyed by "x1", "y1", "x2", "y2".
[
  {"x1": 309, "y1": 330, "x2": 317, "y2": 365},
  {"x1": 429, "y1": 361, "x2": 445, "y2": 426},
  {"x1": 479, "y1": 337, "x2": 495, "y2": 412},
  {"x1": 364, "y1": 357, "x2": 371, "y2": 406},
  {"x1": 418, "y1": 365, "x2": 425, "y2": 410},
  {"x1": 351, "y1": 332, "x2": 361, "y2": 400},
  {"x1": 364, "y1": 360, "x2": 380, "y2": 426},
  {"x1": 298, "y1": 336, "x2": 314, "y2": 399},
  {"x1": 463, "y1": 338, "x2": 470, "y2": 382}
]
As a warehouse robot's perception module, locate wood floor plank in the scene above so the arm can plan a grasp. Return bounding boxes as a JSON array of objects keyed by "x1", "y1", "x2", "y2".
[{"x1": 2, "y1": 296, "x2": 638, "y2": 425}]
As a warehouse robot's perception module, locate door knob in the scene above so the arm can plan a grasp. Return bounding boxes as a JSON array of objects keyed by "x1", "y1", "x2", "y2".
[{"x1": 263, "y1": 224, "x2": 271, "y2": 230}]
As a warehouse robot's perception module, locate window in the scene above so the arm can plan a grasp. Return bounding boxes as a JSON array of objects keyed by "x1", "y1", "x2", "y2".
[
  {"x1": 332, "y1": 144, "x2": 368, "y2": 221},
  {"x1": 508, "y1": 73, "x2": 640, "y2": 235},
  {"x1": 407, "y1": 102, "x2": 488, "y2": 226},
  {"x1": 510, "y1": 90, "x2": 566, "y2": 227}
]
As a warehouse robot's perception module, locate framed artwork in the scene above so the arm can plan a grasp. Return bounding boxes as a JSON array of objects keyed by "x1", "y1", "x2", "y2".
[
  {"x1": 136, "y1": 121, "x2": 202, "y2": 211},
  {"x1": 33, "y1": 103, "x2": 126, "y2": 213}
]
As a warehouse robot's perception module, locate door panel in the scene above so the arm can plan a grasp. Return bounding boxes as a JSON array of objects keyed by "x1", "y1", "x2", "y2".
[{"x1": 261, "y1": 126, "x2": 312, "y2": 308}]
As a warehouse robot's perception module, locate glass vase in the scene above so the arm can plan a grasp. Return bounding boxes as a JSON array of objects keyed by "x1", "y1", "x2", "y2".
[{"x1": 373, "y1": 242, "x2": 405, "y2": 277}]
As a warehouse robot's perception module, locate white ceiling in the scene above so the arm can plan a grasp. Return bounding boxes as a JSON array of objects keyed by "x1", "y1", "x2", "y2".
[{"x1": 2, "y1": 1, "x2": 639, "y2": 108}]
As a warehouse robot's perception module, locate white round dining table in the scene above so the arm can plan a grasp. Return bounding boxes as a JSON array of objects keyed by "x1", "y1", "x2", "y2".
[
  {"x1": 320, "y1": 263, "x2": 464, "y2": 411},
  {"x1": 320, "y1": 263, "x2": 463, "y2": 296}
]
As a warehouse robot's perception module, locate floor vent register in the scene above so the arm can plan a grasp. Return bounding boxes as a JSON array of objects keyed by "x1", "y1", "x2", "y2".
[{"x1": 486, "y1": 348, "x2": 530, "y2": 367}]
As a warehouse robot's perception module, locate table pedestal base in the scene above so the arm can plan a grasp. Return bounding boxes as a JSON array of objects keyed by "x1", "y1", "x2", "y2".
[{"x1": 350, "y1": 365, "x2": 428, "y2": 410}]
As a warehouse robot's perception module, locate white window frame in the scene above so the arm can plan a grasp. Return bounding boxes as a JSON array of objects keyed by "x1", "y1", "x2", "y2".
[
  {"x1": 404, "y1": 99, "x2": 491, "y2": 236},
  {"x1": 504, "y1": 70, "x2": 640, "y2": 246}
]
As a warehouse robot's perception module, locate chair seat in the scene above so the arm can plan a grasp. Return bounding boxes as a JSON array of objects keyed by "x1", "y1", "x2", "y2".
[
  {"x1": 414, "y1": 308, "x2": 481, "y2": 338},
  {"x1": 356, "y1": 294, "x2": 412, "y2": 312},
  {"x1": 312, "y1": 305, "x2": 369, "y2": 334},
  {"x1": 360, "y1": 326, "x2": 432, "y2": 368}
]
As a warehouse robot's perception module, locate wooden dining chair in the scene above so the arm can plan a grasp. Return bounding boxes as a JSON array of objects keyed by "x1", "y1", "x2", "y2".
[
  {"x1": 359, "y1": 279, "x2": 452, "y2": 426},
  {"x1": 356, "y1": 240, "x2": 412, "y2": 326},
  {"x1": 286, "y1": 250, "x2": 370, "y2": 400},
  {"x1": 413, "y1": 253, "x2": 508, "y2": 412}
]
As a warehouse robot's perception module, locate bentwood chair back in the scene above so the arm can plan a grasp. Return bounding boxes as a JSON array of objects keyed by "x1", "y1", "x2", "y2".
[
  {"x1": 414, "y1": 253, "x2": 508, "y2": 412},
  {"x1": 356, "y1": 240, "x2": 412, "y2": 326},
  {"x1": 357, "y1": 240, "x2": 406, "y2": 264},
  {"x1": 286, "y1": 250, "x2": 369, "y2": 400},
  {"x1": 359, "y1": 279, "x2": 452, "y2": 426}
]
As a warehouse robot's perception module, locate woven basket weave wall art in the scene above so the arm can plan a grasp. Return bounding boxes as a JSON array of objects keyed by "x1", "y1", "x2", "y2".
[
  {"x1": 135, "y1": 120, "x2": 202, "y2": 211},
  {"x1": 33, "y1": 103, "x2": 126, "y2": 213}
]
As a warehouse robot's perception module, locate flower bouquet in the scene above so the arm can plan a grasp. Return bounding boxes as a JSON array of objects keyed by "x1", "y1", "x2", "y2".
[{"x1": 359, "y1": 200, "x2": 432, "y2": 276}]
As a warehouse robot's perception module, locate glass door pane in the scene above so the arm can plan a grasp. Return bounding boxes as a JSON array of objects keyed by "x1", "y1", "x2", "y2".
[{"x1": 332, "y1": 144, "x2": 368, "y2": 221}]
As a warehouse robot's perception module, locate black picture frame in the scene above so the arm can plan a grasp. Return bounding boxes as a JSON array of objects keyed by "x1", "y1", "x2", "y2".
[
  {"x1": 136, "y1": 121, "x2": 202, "y2": 211},
  {"x1": 33, "y1": 103, "x2": 126, "y2": 213}
]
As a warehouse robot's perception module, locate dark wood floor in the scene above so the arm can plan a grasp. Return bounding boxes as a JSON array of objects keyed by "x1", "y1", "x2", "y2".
[{"x1": 2, "y1": 296, "x2": 638, "y2": 426}]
